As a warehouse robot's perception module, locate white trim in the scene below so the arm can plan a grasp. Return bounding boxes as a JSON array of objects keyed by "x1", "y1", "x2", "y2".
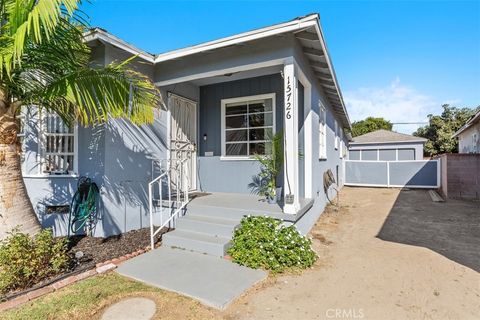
[
  {"x1": 154, "y1": 17, "x2": 318, "y2": 63},
  {"x1": 386, "y1": 161, "x2": 390, "y2": 187},
  {"x1": 37, "y1": 110, "x2": 78, "y2": 177},
  {"x1": 345, "y1": 159, "x2": 435, "y2": 163},
  {"x1": 219, "y1": 156, "x2": 258, "y2": 161},
  {"x1": 344, "y1": 182, "x2": 439, "y2": 189},
  {"x1": 84, "y1": 28, "x2": 155, "y2": 62},
  {"x1": 220, "y1": 93, "x2": 276, "y2": 159},
  {"x1": 167, "y1": 93, "x2": 198, "y2": 190},
  {"x1": 283, "y1": 61, "x2": 300, "y2": 214},
  {"x1": 318, "y1": 102, "x2": 327, "y2": 160},
  {"x1": 293, "y1": 59, "x2": 313, "y2": 199}
]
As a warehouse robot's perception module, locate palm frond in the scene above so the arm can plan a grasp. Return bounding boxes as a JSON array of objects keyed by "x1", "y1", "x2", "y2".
[
  {"x1": 5, "y1": 0, "x2": 82, "y2": 70},
  {"x1": 41, "y1": 62, "x2": 161, "y2": 126}
]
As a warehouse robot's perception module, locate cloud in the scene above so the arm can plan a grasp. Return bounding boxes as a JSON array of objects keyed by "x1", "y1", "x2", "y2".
[{"x1": 344, "y1": 78, "x2": 439, "y2": 134}]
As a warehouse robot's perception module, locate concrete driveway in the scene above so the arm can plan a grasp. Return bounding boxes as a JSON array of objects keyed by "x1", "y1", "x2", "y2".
[{"x1": 225, "y1": 187, "x2": 480, "y2": 320}]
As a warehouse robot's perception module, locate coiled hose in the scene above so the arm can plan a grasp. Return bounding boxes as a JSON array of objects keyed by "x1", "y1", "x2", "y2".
[
  {"x1": 68, "y1": 177, "x2": 99, "y2": 237},
  {"x1": 323, "y1": 169, "x2": 338, "y2": 205}
]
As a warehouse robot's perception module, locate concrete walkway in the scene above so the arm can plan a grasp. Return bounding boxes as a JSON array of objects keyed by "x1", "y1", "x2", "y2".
[{"x1": 116, "y1": 247, "x2": 267, "y2": 309}]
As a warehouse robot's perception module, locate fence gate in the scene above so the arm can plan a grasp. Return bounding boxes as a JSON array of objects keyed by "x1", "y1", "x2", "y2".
[{"x1": 344, "y1": 160, "x2": 440, "y2": 188}]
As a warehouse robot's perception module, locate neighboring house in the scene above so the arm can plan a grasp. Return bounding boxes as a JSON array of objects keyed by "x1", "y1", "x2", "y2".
[
  {"x1": 348, "y1": 129, "x2": 427, "y2": 161},
  {"x1": 453, "y1": 110, "x2": 480, "y2": 154},
  {"x1": 20, "y1": 14, "x2": 351, "y2": 252}
]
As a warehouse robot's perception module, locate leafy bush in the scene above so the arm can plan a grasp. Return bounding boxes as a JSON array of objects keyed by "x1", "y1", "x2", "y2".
[
  {"x1": 0, "y1": 228, "x2": 70, "y2": 293},
  {"x1": 228, "y1": 216, "x2": 317, "y2": 273}
]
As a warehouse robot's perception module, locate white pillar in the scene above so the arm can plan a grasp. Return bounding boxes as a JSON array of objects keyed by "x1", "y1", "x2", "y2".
[{"x1": 283, "y1": 61, "x2": 300, "y2": 214}]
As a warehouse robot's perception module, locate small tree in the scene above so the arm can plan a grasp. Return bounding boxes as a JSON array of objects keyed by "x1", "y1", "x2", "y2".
[
  {"x1": 351, "y1": 117, "x2": 392, "y2": 137},
  {"x1": 414, "y1": 104, "x2": 479, "y2": 156}
]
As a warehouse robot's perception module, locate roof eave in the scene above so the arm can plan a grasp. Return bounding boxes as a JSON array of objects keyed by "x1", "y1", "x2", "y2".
[
  {"x1": 350, "y1": 139, "x2": 427, "y2": 145},
  {"x1": 452, "y1": 111, "x2": 480, "y2": 138},
  {"x1": 84, "y1": 28, "x2": 155, "y2": 63}
]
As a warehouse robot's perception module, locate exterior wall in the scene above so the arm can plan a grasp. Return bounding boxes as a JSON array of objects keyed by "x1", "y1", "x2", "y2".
[
  {"x1": 291, "y1": 39, "x2": 349, "y2": 234},
  {"x1": 458, "y1": 122, "x2": 480, "y2": 154},
  {"x1": 22, "y1": 44, "x2": 169, "y2": 237},
  {"x1": 437, "y1": 154, "x2": 480, "y2": 200},
  {"x1": 349, "y1": 141, "x2": 424, "y2": 161},
  {"x1": 197, "y1": 74, "x2": 283, "y2": 193},
  {"x1": 21, "y1": 36, "x2": 351, "y2": 237},
  {"x1": 154, "y1": 35, "x2": 296, "y2": 84}
]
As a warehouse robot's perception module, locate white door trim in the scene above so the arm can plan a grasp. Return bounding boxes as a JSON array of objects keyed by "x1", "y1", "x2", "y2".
[{"x1": 167, "y1": 92, "x2": 198, "y2": 191}]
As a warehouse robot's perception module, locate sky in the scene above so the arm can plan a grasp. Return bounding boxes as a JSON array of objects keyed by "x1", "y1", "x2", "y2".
[{"x1": 82, "y1": 0, "x2": 480, "y2": 133}]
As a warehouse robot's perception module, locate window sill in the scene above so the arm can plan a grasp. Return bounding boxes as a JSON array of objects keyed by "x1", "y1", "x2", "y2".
[
  {"x1": 22, "y1": 174, "x2": 79, "y2": 179},
  {"x1": 219, "y1": 156, "x2": 258, "y2": 161}
]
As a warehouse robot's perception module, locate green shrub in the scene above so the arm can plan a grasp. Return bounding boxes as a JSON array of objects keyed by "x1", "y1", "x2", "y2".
[
  {"x1": 0, "y1": 228, "x2": 70, "y2": 293},
  {"x1": 228, "y1": 216, "x2": 317, "y2": 273}
]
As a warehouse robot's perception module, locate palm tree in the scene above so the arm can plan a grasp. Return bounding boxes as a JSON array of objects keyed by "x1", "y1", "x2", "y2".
[{"x1": 0, "y1": 0, "x2": 160, "y2": 239}]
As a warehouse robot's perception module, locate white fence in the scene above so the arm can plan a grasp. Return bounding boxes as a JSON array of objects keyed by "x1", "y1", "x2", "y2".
[{"x1": 344, "y1": 160, "x2": 440, "y2": 188}]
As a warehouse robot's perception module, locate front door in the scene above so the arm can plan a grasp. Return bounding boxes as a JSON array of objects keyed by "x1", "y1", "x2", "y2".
[{"x1": 168, "y1": 93, "x2": 197, "y2": 191}]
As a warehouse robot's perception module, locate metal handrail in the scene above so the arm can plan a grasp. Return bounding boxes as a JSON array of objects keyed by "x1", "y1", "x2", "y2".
[{"x1": 148, "y1": 157, "x2": 190, "y2": 249}]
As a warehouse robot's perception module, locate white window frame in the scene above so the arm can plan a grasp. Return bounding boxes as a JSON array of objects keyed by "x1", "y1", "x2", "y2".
[
  {"x1": 339, "y1": 129, "x2": 344, "y2": 158},
  {"x1": 220, "y1": 93, "x2": 276, "y2": 160},
  {"x1": 37, "y1": 110, "x2": 78, "y2": 176},
  {"x1": 319, "y1": 101, "x2": 327, "y2": 159},
  {"x1": 334, "y1": 119, "x2": 339, "y2": 150}
]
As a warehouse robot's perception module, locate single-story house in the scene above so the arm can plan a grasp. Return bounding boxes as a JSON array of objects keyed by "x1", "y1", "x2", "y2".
[
  {"x1": 453, "y1": 110, "x2": 480, "y2": 154},
  {"x1": 20, "y1": 14, "x2": 351, "y2": 255},
  {"x1": 348, "y1": 129, "x2": 427, "y2": 161}
]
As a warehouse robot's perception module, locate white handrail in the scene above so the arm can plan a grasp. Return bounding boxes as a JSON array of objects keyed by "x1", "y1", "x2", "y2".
[{"x1": 148, "y1": 158, "x2": 190, "y2": 249}]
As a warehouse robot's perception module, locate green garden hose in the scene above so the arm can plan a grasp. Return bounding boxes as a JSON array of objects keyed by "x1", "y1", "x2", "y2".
[{"x1": 68, "y1": 177, "x2": 99, "y2": 237}]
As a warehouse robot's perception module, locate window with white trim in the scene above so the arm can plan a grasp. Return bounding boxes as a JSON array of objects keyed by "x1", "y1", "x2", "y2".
[
  {"x1": 339, "y1": 129, "x2": 344, "y2": 158},
  {"x1": 40, "y1": 111, "x2": 77, "y2": 175},
  {"x1": 319, "y1": 102, "x2": 327, "y2": 159},
  {"x1": 334, "y1": 119, "x2": 339, "y2": 150},
  {"x1": 221, "y1": 94, "x2": 275, "y2": 158}
]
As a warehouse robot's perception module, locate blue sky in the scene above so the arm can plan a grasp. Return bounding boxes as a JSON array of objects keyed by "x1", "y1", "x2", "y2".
[{"x1": 83, "y1": 0, "x2": 480, "y2": 133}]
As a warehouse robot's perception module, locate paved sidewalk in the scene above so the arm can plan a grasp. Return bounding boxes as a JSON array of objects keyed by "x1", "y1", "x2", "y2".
[{"x1": 116, "y1": 247, "x2": 267, "y2": 309}]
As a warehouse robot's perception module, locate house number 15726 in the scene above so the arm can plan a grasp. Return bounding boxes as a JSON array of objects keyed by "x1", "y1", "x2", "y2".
[{"x1": 285, "y1": 76, "x2": 292, "y2": 120}]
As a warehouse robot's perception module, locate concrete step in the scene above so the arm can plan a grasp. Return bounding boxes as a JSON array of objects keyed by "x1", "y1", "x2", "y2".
[
  {"x1": 186, "y1": 205, "x2": 251, "y2": 220},
  {"x1": 176, "y1": 215, "x2": 239, "y2": 238},
  {"x1": 162, "y1": 230, "x2": 232, "y2": 257}
]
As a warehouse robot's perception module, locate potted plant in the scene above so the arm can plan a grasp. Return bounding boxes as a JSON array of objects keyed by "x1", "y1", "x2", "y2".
[{"x1": 248, "y1": 131, "x2": 283, "y2": 203}]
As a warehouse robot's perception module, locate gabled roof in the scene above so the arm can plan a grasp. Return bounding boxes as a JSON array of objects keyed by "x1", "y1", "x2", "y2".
[
  {"x1": 351, "y1": 130, "x2": 427, "y2": 145},
  {"x1": 452, "y1": 110, "x2": 480, "y2": 138},
  {"x1": 83, "y1": 14, "x2": 350, "y2": 128}
]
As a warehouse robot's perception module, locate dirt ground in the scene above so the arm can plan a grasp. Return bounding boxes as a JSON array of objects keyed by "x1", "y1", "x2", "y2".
[{"x1": 224, "y1": 187, "x2": 480, "y2": 320}]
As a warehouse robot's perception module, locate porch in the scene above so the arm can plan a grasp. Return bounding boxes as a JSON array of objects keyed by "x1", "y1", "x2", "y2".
[{"x1": 187, "y1": 192, "x2": 314, "y2": 223}]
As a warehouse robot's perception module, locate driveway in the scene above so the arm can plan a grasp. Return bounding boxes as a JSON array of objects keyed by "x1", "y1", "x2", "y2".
[{"x1": 225, "y1": 187, "x2": 480, "y2": 320}]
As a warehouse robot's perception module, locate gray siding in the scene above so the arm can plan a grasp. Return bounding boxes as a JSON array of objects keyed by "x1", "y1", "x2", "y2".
[
  {"x1": 196, "y1": 74, "x2": 284, "y2": 194},
  {"x1": 198, "y1": 74, "x2": 283, "y2": 156}
]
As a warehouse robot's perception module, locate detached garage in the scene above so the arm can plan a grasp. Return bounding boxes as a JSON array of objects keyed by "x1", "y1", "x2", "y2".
[{"x1": 348, "y1": 130, "x2": 426, "y2": 161}]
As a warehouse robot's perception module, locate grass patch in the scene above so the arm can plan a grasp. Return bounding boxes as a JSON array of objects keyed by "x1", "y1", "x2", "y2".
[{"x1": 1, "y1": 273, "x2": 220, "y2": 320}]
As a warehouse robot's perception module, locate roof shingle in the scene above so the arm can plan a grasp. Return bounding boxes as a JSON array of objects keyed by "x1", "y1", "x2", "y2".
[{"x1": 351, "y1": 129, "x2": 427, "y2": 144}]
